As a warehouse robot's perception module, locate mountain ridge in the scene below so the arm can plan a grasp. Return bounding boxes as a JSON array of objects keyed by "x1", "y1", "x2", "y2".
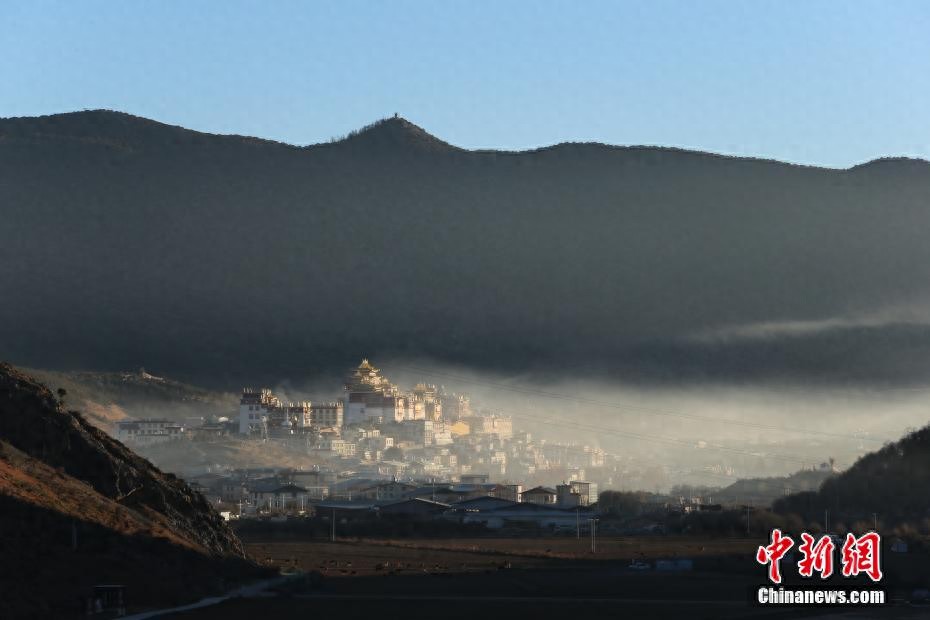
[
  {"x1": 2, "y1": 108, "x2": 923, "y2": 170},
  {"x1": 3, "y1": 110, "x2": 930, "y2": 386}
]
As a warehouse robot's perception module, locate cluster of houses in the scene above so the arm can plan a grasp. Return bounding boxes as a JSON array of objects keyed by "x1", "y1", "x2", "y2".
[
  {"x1": 231, "y1": 359, "x2": 610, "y2": 484},
  {"x1": 115, "y1": 359, "x2": 635, "y2": 502},
  {"x1": 186, "y1": 467, "x2": 601, "y2": 530},
  {"x1": 110, "y1": 361, "x2": 864, "y2": 532}
]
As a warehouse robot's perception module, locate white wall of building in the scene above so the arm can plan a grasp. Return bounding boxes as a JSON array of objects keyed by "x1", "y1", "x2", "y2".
[{"x1": 239, "y1": 403, "x2": 268, "y2": 434}]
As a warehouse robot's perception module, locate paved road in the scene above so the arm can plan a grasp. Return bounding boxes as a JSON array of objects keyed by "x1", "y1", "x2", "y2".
[{"x1": 123, "y1": 575, "x2": 290, "y2": 619}]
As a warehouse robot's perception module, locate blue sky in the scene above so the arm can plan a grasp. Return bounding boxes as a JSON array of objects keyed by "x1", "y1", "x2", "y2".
[{"x1": 1, "y1": 0, "x2": 928, "y2": 167}]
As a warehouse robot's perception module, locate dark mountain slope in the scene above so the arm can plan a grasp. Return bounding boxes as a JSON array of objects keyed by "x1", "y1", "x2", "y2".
[
  {"x1": 714, "y1": 468, "x2": 835, "y2": 508},
  {"x1": 0, "y1": 363, "x2": 265, "y2": 616},
  {"x1": 775, "y1": 424, "x2": 930, "y2": 530},
  {"x1": 2, "y1": 110, "x2": 930, "y2": 386},
  {"x1": 0, "y1": 108, "x2": 289, "y2": 149}
]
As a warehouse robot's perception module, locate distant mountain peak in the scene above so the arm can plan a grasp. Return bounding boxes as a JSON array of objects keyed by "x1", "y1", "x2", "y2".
[
  {"x1": 329, "y1": 114, "x2": 459, "y2": 154},
  {"x1": 849, "y1": 156, "x2": 930, "y2": 174},
  {"x1": 0, "y1": 108, "x2": 286, "y2": 149}
]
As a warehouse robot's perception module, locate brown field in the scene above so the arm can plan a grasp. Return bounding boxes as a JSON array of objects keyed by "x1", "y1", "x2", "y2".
[
  {"x1": 246, "y1": 539, "x2": 555, "y2": 577},
  {"x1": 244, "y1": 535, "x2": 759, "y2": 576},
  {"x1": 163, "y1": 537, "x2": 930, "y2": 620},
  {"x1": 339, "y1": 535, "x2": 760, "y2": 560}
]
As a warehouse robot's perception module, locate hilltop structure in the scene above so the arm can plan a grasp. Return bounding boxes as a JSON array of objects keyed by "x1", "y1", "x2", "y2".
[{"x1": 344, "y1": 359, "x2": 408, "y2": 424}]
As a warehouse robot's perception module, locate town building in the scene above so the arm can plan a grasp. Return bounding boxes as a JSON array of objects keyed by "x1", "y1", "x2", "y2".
[
  {"x1": 449, "y1": 420, "x2": 471, "y2": 437},
  {"x1": 252, "y1": 483, "x2": 312, "y2": 512},
  {"x1": 355, "y1": 480, "x2": 418, "y2": 502},
  {"x1": 493, "y1": 483, "x2": 523, "y2": 503},
  {"x1": 379, "y1": 498, "x2": 450, "y2": 518},
  {"x1": 344, "y1": 359, "x2": 407, "y2": 424},
  {"x1": 409, "y1": 383, "x2": 442, "y2": 421},
  {"x1": 386, "y1": 419, "x2": 435, "y2": 446},
  {"x1": 468, "y1": 415, "x2": 513, "y2": 440},
  {"x1": 450, "y1": 496, "x2": 518, "y2": 512},
  {"x1": 432, "y1": 425, "x2": 454, "y2": 445},
  {"x1": 239, "y1": 387, "x2": 344, "y2": 436},
  {"x1": 268, "y1": 401, "x2": 311, "y2": 437},
  {"x1": 556, "y1": 481, "x2": 598, "y2": 507},
  {"x1": 521, "y1": 486, "x2": 558, "y2": 505},
  {"x1": 442, "y1": 392, "x2": 472, "y2": 420},
  {"x1": 115, "y1": 419, "x2": 184, "y2": 446},
  {"x1": 238, "y1": 388, "x2": 280, "y2": 435},
  {"x1": 460, "y1": 502, "x2": 594, "y2": 530},
  {"x1": 314, "y1": 437, "x2": 358, "y2": 458},
  {"x1": 287, "y1": 470, "x2": 336, "y2": 498},
  {"x1": 460, "y1": 473, "x2": 490, "y2": 485},
  {"x1": 310, "y1": 401, "x2": 344, "y2": 429}
]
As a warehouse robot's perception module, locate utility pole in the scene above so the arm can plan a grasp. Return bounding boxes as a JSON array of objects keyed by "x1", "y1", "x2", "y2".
[
  {"x1": 331, "y1": 507, "x2": 336, "y2": 542},
  {"x1": 589, "y1": 518, "x2": 598, "y2": 553}
]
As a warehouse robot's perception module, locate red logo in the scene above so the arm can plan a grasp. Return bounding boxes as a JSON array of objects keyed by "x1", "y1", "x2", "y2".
[
  {"x1": 756, "y1": 528, "x2": 795, "y2": 584},
  {"x1": 797, "y1": 533, "x2": 835, "y2": 579},
  {"x1": 841, "y1": 532, "x2": 883, "y2": 582},
  {"x1": 757, "y1": 529, "x2": 882, "y2": 583}
]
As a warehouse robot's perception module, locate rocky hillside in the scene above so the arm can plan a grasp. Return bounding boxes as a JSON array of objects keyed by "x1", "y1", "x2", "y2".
[{"x1": 0, "y1": 363, "x2": 266, "y2": 617}]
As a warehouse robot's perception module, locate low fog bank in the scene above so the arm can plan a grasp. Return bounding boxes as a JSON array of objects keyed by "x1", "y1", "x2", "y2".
[
  {"x1": 337, "y1": 358, "x2": 930, "y2": 489},
  {"x1": 44, "y1": 359, "x2": 930, "y2": 493}
]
